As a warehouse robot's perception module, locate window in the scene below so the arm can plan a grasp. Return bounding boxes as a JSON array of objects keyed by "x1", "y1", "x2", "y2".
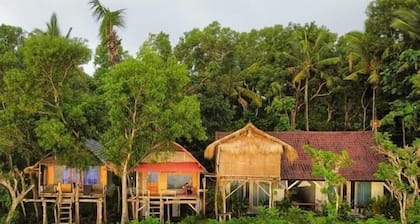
[
  {"x1": 357, "y1": 182, "x2": 371, "y2": 205},
  {"x1": 55, "y1": 166, "x2": 79, "y2": 184},
  {"x1": 148, "y1": 172, "x2": 158, "y2": 183},
  {"x1": 84, "y1": 167, "x2": 99, "y2": 184},
  {"x1": 167, "y1": 174, "x2": 192, "y2": 189}
]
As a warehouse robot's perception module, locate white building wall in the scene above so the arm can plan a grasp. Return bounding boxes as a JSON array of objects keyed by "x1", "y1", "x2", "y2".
[{"x1": 371, "y1": 182, "x2": 384, "y2": 199}]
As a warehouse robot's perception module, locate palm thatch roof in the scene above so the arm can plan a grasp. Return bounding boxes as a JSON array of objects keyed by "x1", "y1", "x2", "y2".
[{"x1": 204, "y1": 123, "x2": 297, "y2": 162}]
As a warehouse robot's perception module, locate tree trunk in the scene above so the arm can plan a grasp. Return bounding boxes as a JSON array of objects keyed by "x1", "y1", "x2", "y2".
[
  {"x1": 361, "y1": 88, "x2": 368, "y2": 130},
  {"x1": 6, "y1": 200, "x2": 19, "y2": 224},
  {"x1": 304, "y1": 77, "x2": 309, "y2": 131},
  {"x1": 334, "y1": 188, "x2": 340, "y2": 217},
  {"x1": 291, "y1": 110, "x2": 297, "y2": 130},
  {"x1": 120, "y1": 156, "x2": 130, "y2": 224},
  {"x1": 372, "y1": 87, "x2": 377, "y2": 131},
  {"x1": 400, "y1": 194, "x2": 407, "y2": 224},
  {"x1": 402, "y1": 120, "x2": 406, "y2": 147}
]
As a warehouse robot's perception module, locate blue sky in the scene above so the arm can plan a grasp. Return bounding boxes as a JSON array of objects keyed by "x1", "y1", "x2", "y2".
[{"x1": 0, "y1": 0, "x2": 373, "y2": 74}]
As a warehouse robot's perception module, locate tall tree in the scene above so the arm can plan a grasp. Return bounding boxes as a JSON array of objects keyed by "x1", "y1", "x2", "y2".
[
  {"x1": 304, "y1": 145, "x2": 352, "y2": 218},
  {"x1": 0, "y1": 24, "x2": 37, "y2": 224},
  {"x1": 344, "y1": 31, "x2": 385, "y2": 130},
  {"x1": 89, "y1": 0, "x2": 125, "y2": 65},
  {"x1": 374, "y1": 133, "x2": 420, "y2": 224},
  {"x1": 17, "y1": 33, "x2": 94, "y2": 167},
  {"x1": 284, "y1": 24, "x2": 339, "y2": 130},
  {"x1": 100, "y1": 38, "x2": 206, "y2": 223}
]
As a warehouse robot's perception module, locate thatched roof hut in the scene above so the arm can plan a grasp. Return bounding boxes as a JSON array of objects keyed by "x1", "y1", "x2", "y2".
[
  {"x1": 205, "y1": 123, "x2": 297, "y2": 178},
  {"x1": 205, "y1": 123, "x2": 297, "y2": 160}
]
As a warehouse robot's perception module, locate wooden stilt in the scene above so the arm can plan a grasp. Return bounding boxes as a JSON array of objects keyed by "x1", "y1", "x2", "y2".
[
  {"x1": 159, "y1": 198, "x2": 164, "y2": 223},
  {"x1": 104, "y1": 194, "x2": 107, "y2": 223},
  {"x1": 214, "y1": 179, "x2": 218, "y2": 218},
  {"x1": 75, "y1": 186, "x2": 80, "y2": 224},
  {"x1": 96, "y1": 199, "x2": 103, "y2": 224},
  {"x1": 42, "y1": 199, "x2": 47, "y2": 224},
  {"x1": 221, "y1": 184, "x2": 226, "y2": 214},
  {"x1": 269, "y1": 181, "x2": 272, "y2": 208},
  {"x1": 203, "y1": 177, "x2": 206, "y2": 215}
]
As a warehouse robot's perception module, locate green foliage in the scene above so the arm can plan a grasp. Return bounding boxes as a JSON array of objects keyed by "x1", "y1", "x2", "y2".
[
  {"x1": 34, "y1": 118, "x2": 73, "y2": 151},
  {"x1": 129, "y1": 217, "x2": 160, "y2": 224},
  {"x1": 304, "y1": 145, "x2": 353, "y2": 218},
  {"x1": 367, "y1": 196, "x2": 399, "y2": 220},
  {"x1": 407, "y1": 199, "x2": 420, "y2": 223},
  {"x1": 374, "y1": 133, "x2": 420, "y2": 224}
]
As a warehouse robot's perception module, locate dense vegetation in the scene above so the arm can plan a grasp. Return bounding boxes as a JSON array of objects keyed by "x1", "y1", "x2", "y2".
[{"x1": 0, "y1": 0, "x2": 420, "y2": 223}]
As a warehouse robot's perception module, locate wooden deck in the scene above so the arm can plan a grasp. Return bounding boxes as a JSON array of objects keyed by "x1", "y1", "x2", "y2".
[{"x1": 24, "y1": 183, "x2": 106, "y2": 224}]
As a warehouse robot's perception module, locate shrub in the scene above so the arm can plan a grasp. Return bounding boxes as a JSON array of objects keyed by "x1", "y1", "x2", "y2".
[
  {"x1": 367, "y1": 196, "x2": 399, "y2": 220},
  {"x1": 407, "y1": 199, "x2": 420, "y2": 223}
]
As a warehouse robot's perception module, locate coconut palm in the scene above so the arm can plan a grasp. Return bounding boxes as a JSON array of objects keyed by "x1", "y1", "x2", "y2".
[
  {"x1": 344, "y1": 31, "x2": 383, "y2": 130},
  {"x1": 89, "y1": 0, "x2": 125, "y2": 65},
  {"x1": 285, "y1": 30, "x2": 339, "y2": 131},
  {"x1": 46, "y1": 13, "x2": 72, "y2": 38},
  {"x1": 391, "y1": 8, "x2": 420, "y2": 40},
  {"x1": 32, "y1": 13, "x2": 72, "y2": 38}
]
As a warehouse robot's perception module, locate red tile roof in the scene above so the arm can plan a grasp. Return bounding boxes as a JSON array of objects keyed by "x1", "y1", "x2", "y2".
[{"x1": 216, "y1": 131, "x2": 385, "y2": 181}]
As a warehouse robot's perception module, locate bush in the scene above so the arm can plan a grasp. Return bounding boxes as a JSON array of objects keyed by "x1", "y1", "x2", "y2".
[
  {"x1": 407, "y1": 199, "x2": 420, "y2": 223},
  {"x1": 367, "y1": 196, "x2": 399, "y2": 220},
  {"x1": 357, "y1": 215, "x2": 399, "y2": 224},
  {"x1": 129, "y1": 217, "x2": 160, "y2": 224}
]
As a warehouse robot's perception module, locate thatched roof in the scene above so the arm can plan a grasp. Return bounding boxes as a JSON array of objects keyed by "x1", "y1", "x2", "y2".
[{"x1": 204, "y1": 123, "x2": 297, "y2": 161}]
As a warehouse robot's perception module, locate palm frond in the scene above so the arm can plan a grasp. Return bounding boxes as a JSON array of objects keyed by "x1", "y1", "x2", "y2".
[
  {"x1": 292, "y1": 68, "x2": 309, "y2": 83},
  {"x1": 318, "y1": 57, "x2": 340, "y2": 67},
  {"x1": 46, "y1": 13, "x2": 60, "y2": 36},
  {"x1": 344, "y1": 71, "x2": 360, "y2": 81},
  {"x1": 391, "y1": 8, "x2": 420, "y2": 40},
  {"x1": 236, "y1": 86, "x2": 263, "y2": 107},
  {"x1": 368, "y1": 70, "x2": 380, "y2": 86},
  {"x1": 89, "y1": 0, "x2": 107, "y2": 21}
]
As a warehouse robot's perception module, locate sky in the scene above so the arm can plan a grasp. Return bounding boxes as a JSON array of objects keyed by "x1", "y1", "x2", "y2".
[{"x1": 0, "y1": 0, "x2": 373, "y2": 74}]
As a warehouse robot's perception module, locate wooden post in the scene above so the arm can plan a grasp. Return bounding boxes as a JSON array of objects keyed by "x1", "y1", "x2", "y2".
[
  {"x1": 214, "y1": 178, "x2": 218, "y2": 218},
  {"x1": 104, "y1": 193, "x2": 107, "y2": 223},
  {"x1": 221, "y1": 183, "x2": 226, "y2": 214},
  {"x1": 269, "y1": 181, "x2": 272, "y2": 208},
  {"x1": 96, "y1": 199, "x2": 103, "y2": 224},
  {"x1": 159, "y1": 198, "x2": 164, "y2": 224},
  {"x1": 75, "y1": 184, "x2": 80, "y2": 224},
  {"x1": 203, "y1": 177, "x2": 206, "y2": 215},
  {"x1": 42, "y1": 198, "x2": 47, "y2": 224},
  {"x1": 135, "y1": 172, "x2": 139, "y2": 220}
]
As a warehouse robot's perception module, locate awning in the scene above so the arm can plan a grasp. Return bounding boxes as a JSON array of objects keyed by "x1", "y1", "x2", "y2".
[{"x1": 134, "y1": 162, "x2": 205, "y2": 173}]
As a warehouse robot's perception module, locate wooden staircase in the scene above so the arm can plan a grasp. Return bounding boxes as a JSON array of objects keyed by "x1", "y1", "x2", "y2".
[
  {"x1": 149, "y1": 198, "x2": 163, "y2": 217},
  {"x1": 54, "y1": 183, "x2": 74, "y2": 224},
  {"x1": 56, "y1": 200, "x2": 73, "y2": 224}
]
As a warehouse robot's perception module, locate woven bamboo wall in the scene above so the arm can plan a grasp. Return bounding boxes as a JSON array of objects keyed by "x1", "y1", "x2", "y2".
[{"x1": 218, "y1": 150, "x2": 281, "y2": 177}]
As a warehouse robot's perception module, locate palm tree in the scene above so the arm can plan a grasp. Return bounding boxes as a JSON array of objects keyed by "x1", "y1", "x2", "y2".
[
  {"x1": 89, "y1": 0, "x2": 125, "y2": 65},
  {"x1": 46, "y1": 13, "x2": 72, "y2": 38},
  {"x1": 32, "y1": 13, "x2": 72, "y2": 37},
  {"x1": 391, "y1": 8, "x2": 420, "y2": 40},
  {"x1": 285, "y1": 30, "x2": 339, "y2": 131},
  {"x1": 344, "y1": 31, "x2": 383, "y2": 130}
]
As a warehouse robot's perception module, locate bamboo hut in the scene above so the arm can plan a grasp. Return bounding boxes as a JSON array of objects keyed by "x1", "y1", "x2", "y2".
[
  {"x1": 130, "y1": 142, "x2": 207, "y2": 222},
  {"x1": 23, "y1": 140, "x2": 109, "y2": 224},
  {"x1": 204, "y1": 123, "x2": 297, "y2": 217}
]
